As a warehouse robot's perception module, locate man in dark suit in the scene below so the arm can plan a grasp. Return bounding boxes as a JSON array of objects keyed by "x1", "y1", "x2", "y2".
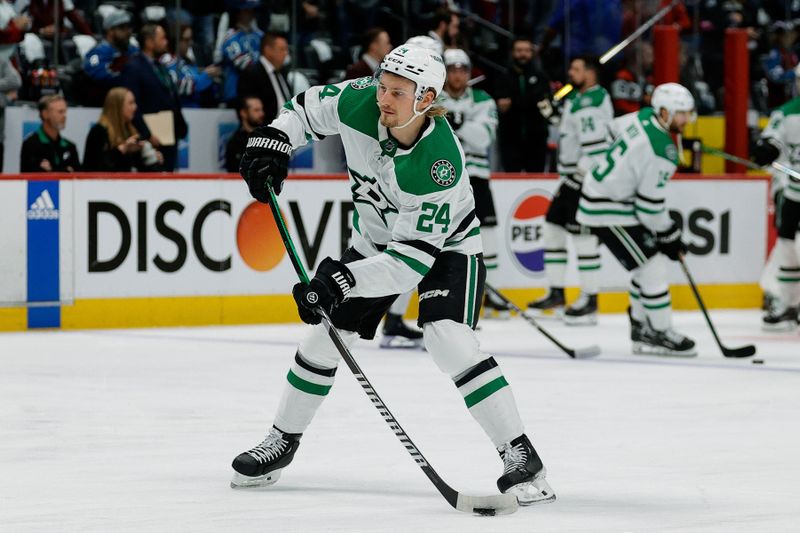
[
  {"x1": 237, "y1": 32, "x2": 291, "y2": 122},
  {"x1": 225, "y1": 96, "x2": 264, "y2": 172},
  {"x1": 120, "y1": 23, "x2": 188, "y2": 171},
  {"x1": 344, "y1": 27, "x2": 391, "y2": 80}
]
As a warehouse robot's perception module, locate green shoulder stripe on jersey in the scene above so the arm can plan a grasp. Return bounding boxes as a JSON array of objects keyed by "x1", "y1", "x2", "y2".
[
  {"x1": 337, "y1": 84, "x2": 380, "y2": 140},
  {"x1": 638, "y1": 107, "x2": 679, "y2": 165},
  {"x1": 283, "y1": 100, "x2": 295, "y2": 111},
  {"x1": 472, "y1": 88, "x2": 493, "y2": 103},
  {"x1": 570, "y1": 86, "x2": 609, "y2": 112},
  {"x1": 394, "y1": 116, "x2": 463, "y2": 195},
  {"x1": 778, "y1": 97, "x2": 800, "y2": 117}
]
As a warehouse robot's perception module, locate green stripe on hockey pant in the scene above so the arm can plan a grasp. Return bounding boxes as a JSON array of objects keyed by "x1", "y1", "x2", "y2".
[{"x1": 453, "y1": 356, "x2": 524, "y2": 447}]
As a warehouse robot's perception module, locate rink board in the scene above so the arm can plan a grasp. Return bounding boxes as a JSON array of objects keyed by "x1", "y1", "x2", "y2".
[{"x1": 0, "y1": 173, "x2": 768, "y2": 330}]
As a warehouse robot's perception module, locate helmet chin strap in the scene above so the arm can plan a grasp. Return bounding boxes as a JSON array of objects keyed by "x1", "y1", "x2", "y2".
[{"x1": 393, "y1": 102, "x2": 431, "y2": 130}]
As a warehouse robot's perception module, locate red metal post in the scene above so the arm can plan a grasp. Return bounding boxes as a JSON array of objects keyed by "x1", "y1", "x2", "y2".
[
  {"x1": 653, "y1": 25, "x2": 680, "y2": 84},
  {"x1": 724, "y1": 29, "x2": 750, "y2": 173}
]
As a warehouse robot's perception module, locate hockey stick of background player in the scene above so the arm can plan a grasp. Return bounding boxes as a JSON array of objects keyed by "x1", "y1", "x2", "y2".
[
  {"x1": 700, "y1": 144, "x2": 800, "y2": 182},
  {"x1": 677, "y1": 257, "x2": 756, "y2": 358},
  {"x1": 264, "y1": 184, "x2": 519, "y2": 516},
  {"x1": 552, "y1": 0, "x2": 681, "y2": 102},
  {"x1": 484, "y1": 284, "x2": 601, "y2": 359}
]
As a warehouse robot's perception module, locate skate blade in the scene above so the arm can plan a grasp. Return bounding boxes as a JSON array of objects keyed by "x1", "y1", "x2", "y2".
[
  {"x1": 379, "y1": 336, "x2": 424, "y2": 350},
  {"x1": 562, "y1": 313, "x2": 598, "y2": 326},
  {"x1": 506, "y1": 476, "x2": 557, "y2": 507},
  {"x1": 761, "y1": 321, "x2": 797, "y2": 332},
  {"x1": 633, "y1": 342, "x2": 697, "y2": 358},
  {"x1": 230, "y1": 469, "x2": 282, "y2": 488}
]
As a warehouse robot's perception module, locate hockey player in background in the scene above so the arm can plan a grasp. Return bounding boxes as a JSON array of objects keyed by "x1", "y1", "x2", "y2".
[
  {"x1": 752, "y1": 95, "x2": 800, "y2": 330},
  {"x1": 438, "y1": 48, "x2": 510, "y2": 317},
  {"x1": 527, "y1": 56, "x2": 613, "y2": 324},
  {"x1": 231, "y1": 44, "x2": 556, "y2": 506},
  {"x1": 577, "y1": 83, "x2": 696, "y2": 356}
]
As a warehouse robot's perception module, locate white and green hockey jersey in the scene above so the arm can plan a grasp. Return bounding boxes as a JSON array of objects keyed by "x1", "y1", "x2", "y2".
[
  {"x1": 576, "y1": 107, "x2": 679, "y2": 233},
  {"x1": 437, "y1": 87, "x2": 497, "y2": 179},
  {"x1": 271, "y1": 77, "x2": 482, "y2": 299},
  {"x1": 761, "y1": 97, "x2": 800, "y2": 202},
  {"x1": 557, "y1": 84, "x2": 614, "y2": 185}
]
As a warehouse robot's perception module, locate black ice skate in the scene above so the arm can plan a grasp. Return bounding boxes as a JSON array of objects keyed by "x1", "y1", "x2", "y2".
[
  {"x1": 380, "y1": 313, "x2": 424, "y2": 349},
  {"x1": 629, "y1": 310, "x2": 696, "y2": 357},
  {"x1": 482, "y1": 293, "x2": 512, "y2": 319},
  {"x1": 526, "y1": 288, "x2": 565, "y2": 318},
  {"x1": 563, "y1": 293, "x2": 598, "y2": 326},
  {"x1": 231, "y1": 426, "x2": 302, "y2": 488},
  {"x1": 762, "y1": 302, "x2": 798, "y2": 332},
  {"x1": 496, "y1": 435, "x2": 556, "y2": 506}
]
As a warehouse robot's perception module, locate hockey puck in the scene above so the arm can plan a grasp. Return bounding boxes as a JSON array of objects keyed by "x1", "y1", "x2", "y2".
[
  {"x1": 474, "y1": 508, "x2": 496, "y2": 517},
  {"x1": 752, "y1": 359, "x2": 764, "y2": 365}
]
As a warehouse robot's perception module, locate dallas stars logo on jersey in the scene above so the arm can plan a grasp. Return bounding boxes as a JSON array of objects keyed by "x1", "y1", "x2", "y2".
[
  {"x1": 349, "y1": 167, "x2": 398, "y2": 225},
  {"x1": 431, "y1": 160, "x2": 456, "y2": 187},
  {"x1": 350, "y1": 76, "x2": 376, "y2": 90}
]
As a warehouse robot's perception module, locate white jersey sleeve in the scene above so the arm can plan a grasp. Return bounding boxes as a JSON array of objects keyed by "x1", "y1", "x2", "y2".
[{"x1": 270, "y1": 81, "x2": 352, "y2": 149}]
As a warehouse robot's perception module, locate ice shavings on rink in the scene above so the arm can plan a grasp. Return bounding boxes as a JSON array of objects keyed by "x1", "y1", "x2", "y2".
[{"x1": 1, "y1": 309, "x2": 799, "y2": 532}]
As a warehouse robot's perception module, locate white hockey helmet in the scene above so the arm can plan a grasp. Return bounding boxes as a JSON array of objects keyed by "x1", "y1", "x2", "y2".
[
  {"x1": 379, "y1": 44, "x2": 446, "y2": 102},
  {"x1": 651, "y1": 82, "x2": 697, "y2": 125},
  {"x1": 443, "y1": 48, "x2": 471, "y2": 69},
  {"x1": 404, "y1": 35, "x2": 444, "y2": 55}
]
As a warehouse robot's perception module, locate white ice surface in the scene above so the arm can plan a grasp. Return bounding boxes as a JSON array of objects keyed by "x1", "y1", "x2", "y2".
[{"x1": 1, "y1": 310, "x2": 799, "y2": 532}]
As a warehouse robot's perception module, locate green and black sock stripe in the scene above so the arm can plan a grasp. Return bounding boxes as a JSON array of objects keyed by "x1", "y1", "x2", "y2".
[
  {"x1": 578, "y1": 254, "x2": 601, "y2": 271},
  {"x1": 286, "y1": 352, "x2": 337, "y2": 396},
  {"x1": 639, "y1": 287, "x2": 671, "y2": 310},
  {"x1": 778, "y1": 266, "x2": 800, "y2": 283},
  {"x1": 454, "y1": 357, "x2": 509, "y2": 408},
  {"x1": 545, "y1": 248, "x2": 568, "y2": 264},
  {"x1": 484, "y1": 253, "x2": 499, "y2": 270}
]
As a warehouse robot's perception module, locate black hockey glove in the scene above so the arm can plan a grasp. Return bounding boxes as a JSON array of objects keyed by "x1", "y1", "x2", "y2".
[
  {"x1": 536, "y1": 97, "x2": 561, "y2": 125},
  {"x1": 239, "y1": 126, "x2": 292, "y2": 203},
  {"x1": 445, "y1": 111, "x2": 463, "y2": 130},
  {"x1": 752, "y1": 139, "x2": 780, "y2": 167},
  {"x1": 656, "y1": 221, "x2": 687, "y2": 261},
  {"x1": 292, "y1": 258, "x2": 356, "y2": 325}
]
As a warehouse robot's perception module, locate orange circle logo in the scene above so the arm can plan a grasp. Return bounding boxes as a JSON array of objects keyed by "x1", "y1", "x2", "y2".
[{"x1": 236, "y1": 202, "x2": 287, "y2": 271}]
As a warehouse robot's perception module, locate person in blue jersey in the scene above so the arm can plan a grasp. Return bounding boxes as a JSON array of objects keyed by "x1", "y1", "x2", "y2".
[{"x1": 220, "y1": 0, "x2": 263, "y2": 106}]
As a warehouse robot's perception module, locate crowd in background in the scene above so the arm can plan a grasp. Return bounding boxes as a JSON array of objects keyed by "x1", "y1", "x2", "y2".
[{"x1": 3, "y1": 0, "x2": 800, "y2": 173}]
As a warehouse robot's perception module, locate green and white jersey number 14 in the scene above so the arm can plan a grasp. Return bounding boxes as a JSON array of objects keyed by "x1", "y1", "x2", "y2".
[{"x1": 591, "y1": 138, "x2": 628, "y2": 182}]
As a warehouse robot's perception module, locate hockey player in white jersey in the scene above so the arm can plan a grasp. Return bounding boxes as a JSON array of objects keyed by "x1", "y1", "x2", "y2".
[
  {"x1": 231, "y1": 44, "x2": 555, "y2": 506},
  {"x1": 576, "y1": 82, "x2": 696, "y2": 356},
  {"x1": 438, "y1": 48, "x2": 510, "y2": 316},
  {"x1": 752, "y1": 95, "x2": 800, "y2": 330},
  {"x1": 527, "y1": 55, "x2": 612, "y2": 324}
]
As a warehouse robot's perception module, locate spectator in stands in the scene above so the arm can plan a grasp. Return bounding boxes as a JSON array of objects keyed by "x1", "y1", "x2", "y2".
[
  {"x1": 345, "y1": 27, "x2": 391, "y2": 80},
  {"x1": 494, "y1": 37, "x2": 551, "y2": 172},
  {"x1": 237, "y1": 32, "x2": 290, "y2": 122},
  {"x1": 83, "y1": 87, "x2": 164, "y2": 172},
  {"x1": 120, "y1": 23, "x2": 188, "y2": 171},
  {"x1": 220, "y1": 0, "x2": 263, "y2": 106},
  {"x1": 20, "y1": 94, "x2": 80, "y2": 172},
  {"x1": 82, "y1": 10, "x2": 138, "y2": 105},
  {"x1": 761, "y1": 21, "x2": 799, "y2": 108},
  {"x1": 162, "y1": 24, "x2": 221, "y2": 108},
  {"x1": 0, "y1": 55, "x2": 20, "y2": 170},
  {"x1": 0, "y1": 1, "x2": 31, "y2": 59},
  {"x1": 427, "y1": 7, "x2": 457, "y2": 50},
  {"x1": 610, "y1": 44, "x2": 654, "y2": 116},
  {"x1": 541, "y1": 0, "x2": 621, "y2": 62},
  {"x1": 18, "y1": 0, "x2": 92, "y2": 40},
  {"x1": 224, "y1": 95, "x2": 263, "y2": 172}
]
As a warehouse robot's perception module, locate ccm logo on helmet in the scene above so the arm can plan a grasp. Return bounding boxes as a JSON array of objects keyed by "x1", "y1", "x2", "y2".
[{"x1": 246, "y1": 137, "x2": 292, "y2": 154}]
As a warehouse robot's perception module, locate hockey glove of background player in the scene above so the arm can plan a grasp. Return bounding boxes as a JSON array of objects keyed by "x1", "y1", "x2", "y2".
[
  {"x1": 292, "y1": 258, "x2": 356, "y2": 324},
  {"x1": 239, "y1": 126, "x2": 292, "y2": 202},
  {"x1": 445, "y1": 111, "x2": 464, "y2": 130},
  {"x1": 752, "y1": 139, "x2": 780, "y2": 167},
  {"x1": 656, "y1": 221, "x2": 688, "y2": 261}
]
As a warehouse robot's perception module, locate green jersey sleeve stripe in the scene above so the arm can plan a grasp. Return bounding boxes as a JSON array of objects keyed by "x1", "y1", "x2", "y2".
[
  {"x1": 578, "y1": 205, "x2": 636, "y2": 216},
  {"x1": 384, "y1": 249, "x2": 431, "y2": 276},
  {"x1": 444, "y1": 226, "x2": 480, "y2": 247},
  {"x1": 634, "y1": 204, "x2": 665, "y2": 215}
]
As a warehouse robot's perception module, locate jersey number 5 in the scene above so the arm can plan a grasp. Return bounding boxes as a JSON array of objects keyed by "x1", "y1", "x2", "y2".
[
  {"x1": 592, "y1": 138, "x2": 628, "y2": 182},
  {"x1": 417, "y1": 202, "x2": 450, "y2": 233}
]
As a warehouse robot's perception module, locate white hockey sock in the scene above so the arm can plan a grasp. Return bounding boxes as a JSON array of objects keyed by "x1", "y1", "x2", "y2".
[
  {"x1": 544, "y1": 222, "x2": 568, "y2": 289},
  {"x1": 574, "y1": 232, "x2": 600, "y2": 295},
  {"x1": 389, "y1": 290, "x2": 413, "y2": 316},
  {"x1": 273, "y1": 325, "x2": 359, "y2": 434},
  {"x1": 481, "y1": 225, "x2": 500, "y2": 279},
  {"x1": 776, "y1": 237, "x2": 800, "y2": 306},
  {"x1": 633, "y1": 258, "x2": 671, "y2": 330},
  {"x1": 453, "y1": 357, "x2": 524, "y2": 448},
  {"x1": 760, "y1": 243, "x2": 780, "y2": 296}
]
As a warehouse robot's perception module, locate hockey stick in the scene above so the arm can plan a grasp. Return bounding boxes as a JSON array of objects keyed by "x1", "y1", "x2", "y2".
[
  {"x1": 265, "y1": 185, "x2": 519, "y2": 516},
  {"x1": 700, "y1": 144, "x2": 800, "y2": 182},
  {"x1": 678, "y1": 257, "x2": 756, "y2": 358},
  {"x1": 484, "y1": 284, "x2": 601, "y2": 359},
  {"x1": 553, "y1": 0, "x2": 680, "y2": 102}
]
